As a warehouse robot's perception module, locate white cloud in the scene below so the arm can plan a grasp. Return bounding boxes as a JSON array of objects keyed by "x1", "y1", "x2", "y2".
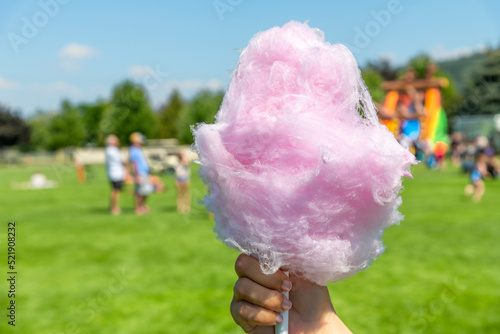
[
  {"x1": 207, "y1": 79, "x2": 223, "y2": 91},
  {"x1": 58, "y1": 43, "x2": 99, "y2": 71},
  {"x1": 176, "y1": 79, "x2": 204, "y2": 90},
  {"x1": 429, "y1": 44, "x2": 487, "y2": 61},
  {"x1": 59, "y1": 43, "x2": 99, "y2": 60},
  {"x1": 129, "y1": 65, "x2": 154, "y2": 77},
  {"x1": 0, "y1": 76, "x2": 19, "y2": 89}
]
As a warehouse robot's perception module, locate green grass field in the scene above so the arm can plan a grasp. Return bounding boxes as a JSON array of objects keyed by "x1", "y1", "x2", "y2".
[{"x1": 0, "y1": 162, "x2": 499, "y2": 334}]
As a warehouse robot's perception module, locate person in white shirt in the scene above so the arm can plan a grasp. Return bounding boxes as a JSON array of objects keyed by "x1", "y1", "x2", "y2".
[
  {"x1": 105, "y1": 135, "x2": 126, "y2": 215},
  {"x1": 175, "y1": 152, "x2": 191, "y2": 213}
]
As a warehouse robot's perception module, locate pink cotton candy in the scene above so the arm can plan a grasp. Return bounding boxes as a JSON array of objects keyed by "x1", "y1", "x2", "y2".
[{"x1": 193, "y1": 21, "x2": 416, "y2": 285}]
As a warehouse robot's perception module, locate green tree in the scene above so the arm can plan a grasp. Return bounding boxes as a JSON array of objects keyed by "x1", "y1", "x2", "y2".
[
  {"x1": 458, "y1": 49, "x2": 500, "y2": 115},
  {"x1": 101, "y1": 80, "x2": 157, "y2": 144},
  {"x1": 46, "y1": 100, "x2": 86, "y2": 150},
  {"x1": 361, "y1": 69, "x2": 385, "y2": 103},
  {"x1": 366, "y1": 58, "x2": 398, "y2": 80},
  {"x1": 78, "y1": 100, "x2": 108, "y2": 146},
  {"x1": 157, "y1": 89, "x2": 184, "y2": 139},
  {"x1": 177, "y1": 90, "x2": 224, "y2": 144},
  {"x1": 29, "y1": 111, "x2": 53, "y2": 150},
  {"x1": 408, "y1": 54, "x2": 432, "y2": 79},
  {"x1": 0, "y1": 104, "x2": 30, "y2": 148}
]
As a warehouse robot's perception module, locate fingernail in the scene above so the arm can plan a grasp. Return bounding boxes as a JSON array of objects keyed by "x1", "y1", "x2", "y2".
[
  {"x1": 282, "y1": 298, "x2": 292, "y2": 310},
  {"x1": 281, "y1": 280, "x2": 292, "y2": 292},
  {"x1": 276, "y1": 314, "x2": 283, "y2": 324}
]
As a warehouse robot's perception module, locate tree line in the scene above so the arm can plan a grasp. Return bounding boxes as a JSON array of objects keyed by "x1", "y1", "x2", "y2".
[
  {"x1": 1, "y1": 80, "x2": 224, "y2": 150},
  {"x1": 1, "y1": 49, "x2": 499, "y2": 150}
]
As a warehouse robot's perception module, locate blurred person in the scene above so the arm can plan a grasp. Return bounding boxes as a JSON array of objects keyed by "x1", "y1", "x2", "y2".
[
  {"x1": 416, "y1": 140, "x2": 426, "y2": 162},
  {"x1": 207, "y1": 185, "x2": 215, "y2": 219},
  {"x1": 475, "y1": 135, "x2": 489, "y2": 151},
  {"x1": 129, "y1": 132, "x2": 154, "y2": 215},
  {"x1": 75, "y1": 155, "x2": 86, "y2": 184},
  {"x1": 464, "y1": 151, "x2": 488, "y2": 203},
  {"x1": 461, "y1": 141, "x2": 477, "y2": 174},
  {"x1": 396, "y1": 69, "x2": 426, "y2": 154},
  {"x1": 450, "y1": 132, "x2": 465, "y2": 167},
  {"x1": 422, "y1": 140, "x2": 438, "y2": 169},
  {"x1": 434, "y1": 141, "x2": 448, "y2": 169},
  {"x1": 471, "y1": 137, "x2": 499, "y2": 178},
  {"x1": 175, "y1": 151, "x2": 191, "y2": 213},
  {"x1": 484, "y1": 146, "x2": 499, "y2": 179},
  {"x1": 105, "y1": 135, "x2": 126, "y2": 215},
  {"x1": 150, "y1": 175, "x2": 166, "y2": 193}
]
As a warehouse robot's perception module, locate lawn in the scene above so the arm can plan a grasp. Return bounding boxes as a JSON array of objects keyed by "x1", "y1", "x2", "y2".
[{"x1": 0, "y1": 161, "x2": 499, "y2": 333}]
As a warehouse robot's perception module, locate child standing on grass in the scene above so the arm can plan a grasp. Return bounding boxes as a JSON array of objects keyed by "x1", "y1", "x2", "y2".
[
  {"x1": 464, "y1": 151, "x2": 489, "y2": 203},
  {"x1": 105, "y1": 135, "x2": 126, "y2": 215},
  {"x1": 129, "y1": 132, "x2": 154, "y2": 215},
  {"x1": 175, "y1": 152, "x2": 191, "y2": 213}
]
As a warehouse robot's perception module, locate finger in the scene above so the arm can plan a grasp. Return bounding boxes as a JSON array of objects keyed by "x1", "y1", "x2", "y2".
[
  {"x1": 231, "y1": 297, "x2": 283, "y2": 329},
  {"x1": 235, "y1": 254, "x2": 292, "y2": 292},
  {"x1": 234, "y1": 277, "x2": 291, "y2": 313}
]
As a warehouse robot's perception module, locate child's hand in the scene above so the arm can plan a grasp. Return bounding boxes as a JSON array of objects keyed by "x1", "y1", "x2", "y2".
[{"x1": 230, "y1": 254, "x2": 352, "y2": 334}]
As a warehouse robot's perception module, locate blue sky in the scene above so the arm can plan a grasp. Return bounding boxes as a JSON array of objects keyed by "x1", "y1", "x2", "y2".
[{"x1": 1, "y1": 0, "x2": 499, "y2": 117}]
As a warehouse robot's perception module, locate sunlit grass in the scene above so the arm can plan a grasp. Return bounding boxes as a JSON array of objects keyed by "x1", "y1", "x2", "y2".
[{"x1": 0, "y1": 162, "x2": 499, "y2": 333}]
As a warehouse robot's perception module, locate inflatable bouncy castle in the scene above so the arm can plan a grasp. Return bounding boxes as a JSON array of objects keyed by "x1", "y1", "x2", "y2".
[{"x1": 379, "y1": 65, "x2": 449, "y2": 159}]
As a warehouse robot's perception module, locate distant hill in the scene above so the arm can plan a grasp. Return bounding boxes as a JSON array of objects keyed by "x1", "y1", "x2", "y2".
[{"x1": 437, "y1": 52, "x2": 488, "y2": 93}]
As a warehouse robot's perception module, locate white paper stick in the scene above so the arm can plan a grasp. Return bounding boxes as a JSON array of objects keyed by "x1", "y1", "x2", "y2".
[{"x1": 275, "y1": 271, "x2": 289, "y2": 334}]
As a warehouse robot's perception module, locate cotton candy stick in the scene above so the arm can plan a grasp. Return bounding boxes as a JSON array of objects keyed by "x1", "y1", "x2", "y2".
[{"x1": 275, "y1": 272, "x2": 289, "y2": 334}]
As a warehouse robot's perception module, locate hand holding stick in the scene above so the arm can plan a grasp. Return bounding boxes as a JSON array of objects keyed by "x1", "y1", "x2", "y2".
[{"x1": 231, "y1": 254, "x2": 352, "y2": 334}]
